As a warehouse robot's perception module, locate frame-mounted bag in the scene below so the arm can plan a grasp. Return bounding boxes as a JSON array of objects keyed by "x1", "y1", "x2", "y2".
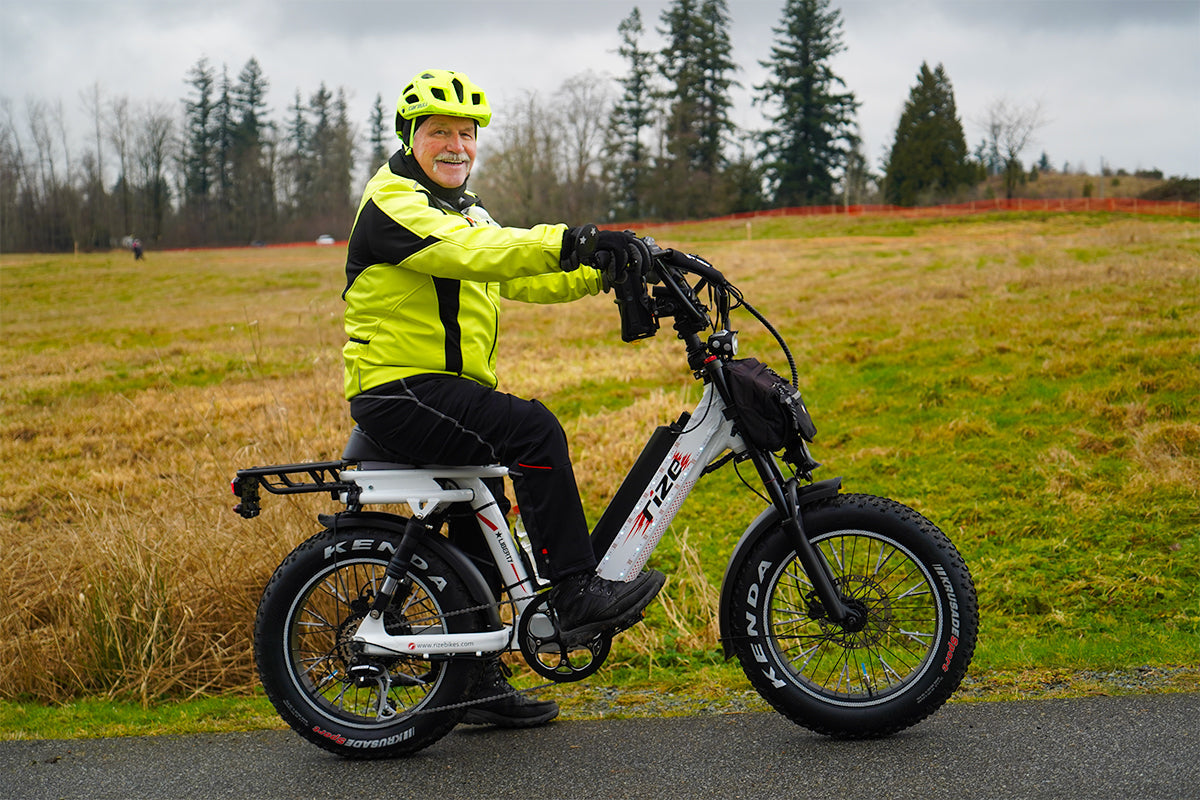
[{"x1": 724, "y1": 358, "x2": 817, "y2": 453}]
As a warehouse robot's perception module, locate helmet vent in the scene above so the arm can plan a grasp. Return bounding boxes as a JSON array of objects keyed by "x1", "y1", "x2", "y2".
[
  {"x1": 431, "y1": 88, "x2": 446, "y2": 101},
  {"x1": 451, "y1": 79, "x2": 465, "y2": 103}
]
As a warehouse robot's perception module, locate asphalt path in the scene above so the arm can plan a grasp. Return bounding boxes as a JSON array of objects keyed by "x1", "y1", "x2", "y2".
[{"x1": 4, "y1": 693, "x2": 1197, "y2": 800}]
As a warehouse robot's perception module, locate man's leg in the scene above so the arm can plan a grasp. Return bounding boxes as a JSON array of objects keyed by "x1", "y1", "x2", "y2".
[
  {"x1": 351, "y1": 377, "x2": 663, "y2": 646},
  {"x1": 350, "y1": 376, "x2": 596, "y2": 579}
]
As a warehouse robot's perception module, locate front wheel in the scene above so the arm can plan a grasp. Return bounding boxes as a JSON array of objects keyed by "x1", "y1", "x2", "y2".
[
  {"x1": 729, "y1": 493, "x2": 977, "y2": 737},
  {"x1": 254, "y1": 525, "x2": 489, "y2": 758}
]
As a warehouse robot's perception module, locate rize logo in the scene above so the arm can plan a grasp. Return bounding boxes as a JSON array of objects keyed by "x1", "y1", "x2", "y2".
[{"x1": 633, "y1": 453, "x2": 692, "y2": 533}]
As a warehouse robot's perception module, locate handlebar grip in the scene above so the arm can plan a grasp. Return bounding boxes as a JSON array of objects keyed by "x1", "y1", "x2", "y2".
[
  {"x1": 664, "y1": 249, "x2": 725, "y2": 284},
  {"x1": 609, "y1": 248, "x2": 659, "y2": 342}
]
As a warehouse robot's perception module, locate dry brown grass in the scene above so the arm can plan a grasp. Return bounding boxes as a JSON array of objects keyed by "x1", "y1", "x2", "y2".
[
  {"x1": 2, "y1": 211, "x2": 1197, "y2": 702},
  {"x1": 1007, "y1": 171, "x2": 1165, "y2": 200}
]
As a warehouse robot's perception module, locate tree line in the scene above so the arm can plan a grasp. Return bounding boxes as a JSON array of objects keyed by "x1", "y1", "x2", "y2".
[
  {"x1": 0, "y1": 0, "x2": 1131, "y2": 254},
  {"x1": 1, "y1": 54, "x2": 359, "y2": 253}
]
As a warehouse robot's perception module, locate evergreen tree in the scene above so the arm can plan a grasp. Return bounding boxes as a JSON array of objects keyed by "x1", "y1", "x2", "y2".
[
  {"x1": 304, "y1": 85, "x2": 355, "y2": 233},
  {"x1": 328, "y1": 88, "x2": 356, "y2": 228},
  {"x1": 230, "y1": 57, "x2": 273, "y2": 242},
  {"x1": 756, "y1": 0, "x2": 859, "y2": 206},
  {"x1": 692, "y1": 0, "x2": 738, "y2": 172},
  {"x1": 213, "y1": 65, "x2": 235, "y2": 227},
  {"x1": 181, "y1": 57, "x2": 217, "y2": 234},
  {"x1": 367, "y1": 93, "x2": 390, "y2": 171},
  {"x1": 606, "y1": 7, "x2": 655, "y2": 221},
  {"x1": 656, "y1": 0, "x2": 739, "y2": 219},
  {"x1": 884, "y1": 62, "x2": 971, "y2": 206},
  {"x1": 723, "y1": 142, "x2": 768, "y2": 214},
  {"x1": 281, "y1": 89, "x2": 310, "y2": 215}
]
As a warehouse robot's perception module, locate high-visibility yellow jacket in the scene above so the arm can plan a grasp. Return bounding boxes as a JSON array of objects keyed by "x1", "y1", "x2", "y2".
[{"x1": 342, "y1": 152, "x2": 603, "y2": 399}]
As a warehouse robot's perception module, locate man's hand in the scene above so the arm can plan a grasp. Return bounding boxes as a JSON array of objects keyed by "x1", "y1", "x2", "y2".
[
  {"x1": 560, "y1": 224, "x2": 599, "y2": 272},
  {"x1": 561, "y1": 225, "x2": 649, "y2": 280}
]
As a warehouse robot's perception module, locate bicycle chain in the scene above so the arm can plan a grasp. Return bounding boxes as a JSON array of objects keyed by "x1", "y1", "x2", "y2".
[
  {"x1": 402, "y1": 679, "x2": 561, "y2": 717},
  {"x1": 368, "y1": 587, "x2": 562, "y2": 718},
  {"x1": 396, "y1": 592, "x2": 523, "y2": 630}
]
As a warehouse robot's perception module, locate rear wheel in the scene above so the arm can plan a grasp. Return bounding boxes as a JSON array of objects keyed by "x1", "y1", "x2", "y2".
[
  {"x1": 730, "y1": 493, "x2": 977, "y2": 737},
  {"x1": 254, "y1": 526, "x2": 488, "y2": 758}
]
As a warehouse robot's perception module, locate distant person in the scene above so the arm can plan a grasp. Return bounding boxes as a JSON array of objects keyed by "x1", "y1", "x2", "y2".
[
  {"x1": 131, "y1": 239, "x2": 144, "y2": 260},
  {"x1": 341, "y1": 68, "x2": 665, "y2": 728}
]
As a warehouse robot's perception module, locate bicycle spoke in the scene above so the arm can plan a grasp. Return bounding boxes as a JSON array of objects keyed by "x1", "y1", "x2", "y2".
[
  {"x1": 285, "y1": 560, "x2": 447, "y2": 724},
  {"x1": 768, "y1": 532, "x2": 940, "y2": 700}
]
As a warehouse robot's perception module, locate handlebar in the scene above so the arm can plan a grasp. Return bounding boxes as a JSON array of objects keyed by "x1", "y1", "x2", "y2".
[{"x1": 609, "y1": 235, "x2": 799, "y2": 390}]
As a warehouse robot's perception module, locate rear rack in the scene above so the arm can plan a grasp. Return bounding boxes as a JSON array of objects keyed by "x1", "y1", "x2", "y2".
[{"x1": 231, "y1": 460, "x2": 354, "y2": 519}]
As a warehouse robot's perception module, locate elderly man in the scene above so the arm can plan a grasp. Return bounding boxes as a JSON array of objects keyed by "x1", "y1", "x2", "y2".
[{"x1": 342, "y1": 69, "x2": 664, "y2": 728}]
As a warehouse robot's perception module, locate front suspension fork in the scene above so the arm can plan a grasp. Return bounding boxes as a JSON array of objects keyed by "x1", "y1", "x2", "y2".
[
  {"x1": 752, "y1": 454, "x2": 863, "y2": 630},
  {"x1": 780, "y1": 483, "x2": 865, "y2": 630}
]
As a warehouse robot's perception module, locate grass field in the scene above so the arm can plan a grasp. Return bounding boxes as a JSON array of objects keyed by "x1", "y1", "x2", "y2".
[{"x1": 2, "y1": 210, "x2": 1198, "y2": 738}]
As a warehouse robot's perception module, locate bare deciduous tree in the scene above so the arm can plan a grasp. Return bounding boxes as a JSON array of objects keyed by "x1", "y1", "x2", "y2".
[
  {"x1": 554, "y1": 71, "x2": 612, "y2": 222},
  {"x1": 472, "y1": 91, "x2": 565, "y2": 226},
  {"x1": 981, "y1": 97, "x2": 1046, "y2": 199},
  {"x1": 133, "y1": 101, "x2": 174, "y2": 241},
  {"x1": 107, "y1": 95, "x2": 132, "y2": 234}
]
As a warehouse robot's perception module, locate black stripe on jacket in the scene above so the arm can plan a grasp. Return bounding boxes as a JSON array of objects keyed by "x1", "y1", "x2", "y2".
[
  {"x1": 433, "y1": 277, "x2": 463, "y2": 375},
  {"x1": 343, "y1": 199, "x2": 441, "y2": 297}
]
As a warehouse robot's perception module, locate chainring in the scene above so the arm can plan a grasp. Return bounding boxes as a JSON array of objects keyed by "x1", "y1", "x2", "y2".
[{"x1": 517, "y1": 592, "x2": 611, "y2": 682}]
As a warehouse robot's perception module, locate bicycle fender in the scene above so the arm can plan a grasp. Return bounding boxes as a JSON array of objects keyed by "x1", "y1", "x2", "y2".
[
  {"x1": 321, "y1": 510, "x2": 504, "y2": 631},
  {"x1": 717, "y1": 477, "x2": 842, "y2": 659}
]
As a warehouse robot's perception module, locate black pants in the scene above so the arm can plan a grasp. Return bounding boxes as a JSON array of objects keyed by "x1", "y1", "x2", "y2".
[{"x1": 350, "y1": 376, "x2": 596, "y2": 584}]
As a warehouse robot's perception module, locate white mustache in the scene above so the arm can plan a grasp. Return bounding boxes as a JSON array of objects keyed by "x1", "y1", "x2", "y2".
[{"x1": 435, "y1": 154, "x2": 471, "y2": 165}]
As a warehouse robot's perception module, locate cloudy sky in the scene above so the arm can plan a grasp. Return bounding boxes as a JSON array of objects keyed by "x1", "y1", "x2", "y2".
[{"x1": 3, "y1": 0, "x2": 1198, "y2": 180}]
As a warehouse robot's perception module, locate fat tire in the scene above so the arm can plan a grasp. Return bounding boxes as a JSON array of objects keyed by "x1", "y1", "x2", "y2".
[
  {"x1": 729, "y1": 493, "x2": 977, "y2": 738},
  {"x1": 254, "y1": 525, "x2": 488, "y2": 758}
]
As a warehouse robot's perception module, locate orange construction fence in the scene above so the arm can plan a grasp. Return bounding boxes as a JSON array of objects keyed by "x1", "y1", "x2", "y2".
[{"x1": 632, "y1": 197, "x2": 1198, "y2": 229}]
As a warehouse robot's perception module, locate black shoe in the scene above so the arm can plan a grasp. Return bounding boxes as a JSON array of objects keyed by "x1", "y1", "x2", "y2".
[
  {"x1": 550, "y1": 569, "x2": 666, "y2": 642},
  {"x1": 460, "y1": 660, "x2": 559, "y2": 728}
]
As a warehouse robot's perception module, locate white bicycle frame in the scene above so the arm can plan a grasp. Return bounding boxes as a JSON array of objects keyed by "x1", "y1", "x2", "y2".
[{"x1": 348, "y1": 382, "x2": 745, "y2": 658}]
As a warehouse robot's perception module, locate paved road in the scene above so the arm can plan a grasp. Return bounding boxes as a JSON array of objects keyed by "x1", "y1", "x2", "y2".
[{"x1": 4, "y1": 693, "x2": 1197, "y2": 800}]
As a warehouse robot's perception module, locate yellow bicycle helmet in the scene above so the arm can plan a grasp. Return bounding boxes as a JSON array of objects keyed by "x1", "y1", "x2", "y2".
[{"x1": 395, "y1": 69, "x2": 491, "y2": 147}]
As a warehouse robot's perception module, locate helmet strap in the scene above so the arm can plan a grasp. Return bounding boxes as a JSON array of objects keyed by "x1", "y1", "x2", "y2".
[{"x1": 396, "y1": 114, "x2": 431, "y2": 150}]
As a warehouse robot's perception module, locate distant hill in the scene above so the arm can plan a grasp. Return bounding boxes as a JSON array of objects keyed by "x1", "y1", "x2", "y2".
[{"x1": 979, "y1": 172, "x2": 1197, "y2": 202}]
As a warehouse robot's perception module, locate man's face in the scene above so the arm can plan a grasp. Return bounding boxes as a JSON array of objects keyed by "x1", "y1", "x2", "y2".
[{"x1": 412, "y1": 114, "x2": 477, "y2": 189}]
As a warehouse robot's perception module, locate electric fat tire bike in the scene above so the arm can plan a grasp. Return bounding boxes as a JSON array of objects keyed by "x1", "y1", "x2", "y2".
[{"x1": 232, "y1": 239, "x2": 978, "y2": 758}]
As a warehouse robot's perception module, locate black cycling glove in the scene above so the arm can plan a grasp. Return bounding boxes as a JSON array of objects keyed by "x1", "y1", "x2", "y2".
[
  {"x1": 561, "y1": 225, "x2": 650, "y2": 275},
  {"x1": 560, "y1": 224, "x2": 599, "y2": 272}
]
